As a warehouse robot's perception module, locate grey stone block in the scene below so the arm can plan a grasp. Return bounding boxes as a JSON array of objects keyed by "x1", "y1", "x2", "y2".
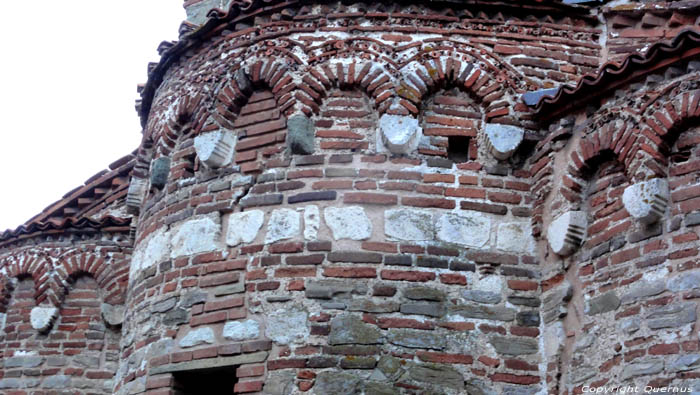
[
  {"x1": 403, "y1": 287, "x2": 446, "y2": 301},
  {"x1": 348, "y1": 299, "x2": 399, "y2": 313},
  {"x1": 150, "y1": 157, "x2": 171, "y2": 189},
  {"x1": 620, "y1": 359, "x2": 664, "y2": 380},
  {"x1": 329, "y1": 315, "x2": 382, "y2": 345},
  {"x1": 462, "y1": 290, "x2": 502, "y2": 304},
  {"x1": 387, "y1": 329, "x2": 446, "y2": 350},
  {"x1": 585, "y1": 291, "x2": 620, "y2": 315},
  {"x1": 490, "y1": 336, "x2": 538, "y2": 355},
  {"x1": 646, "y1": 303, "x2": 697, "y2": 329},
  {"x1": 287, "y1": 114, "x2": 314, "y2": 155},
  {"x1": 42, "y1": 375, "x2": 71, "y2": 389},
  {"x1": 516, "y1": 311, "x2": 540, "y2": 327},
  {"x1": 408, "y1": 364, "x2": 464, "y2": 389},
  {"x1": 400, "y1": 302, "x2": 446, "y2": 317},
  {"x1": 315, "y1": 371, "x2": 362, "y2": 395},
  {"x1": 620, "y1": 280, "x2": 665, "y2": 305},
  {"x1": 449, "y1": 304, "x2": 516, "y2": 321},
  {"x1": 4, "y1": 355, "x2": 43, "y2": 368}
]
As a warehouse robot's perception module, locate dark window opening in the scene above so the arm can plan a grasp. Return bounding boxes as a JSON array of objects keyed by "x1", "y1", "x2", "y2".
[
  {"x1": 173, "y1": 366, "x2": 238, "y2": 395},
  {"x1": 447, "y1": 136, "x2": 470, "y2": 163}
]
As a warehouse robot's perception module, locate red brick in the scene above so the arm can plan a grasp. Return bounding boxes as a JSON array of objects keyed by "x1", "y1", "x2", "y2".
[
  {"x1": 423, "y1": 173, "x2": 455, "y2": 183},
  {"x1": 377, "y1": 317, "x2": 435, "y2": 330},
  {"x1": 362, "y1": 241, "x2": 397, "y2": 253},
  {"x1": 344, "y1": 192, "x2": 398, "y2": 205},
  {"x1": 417, "y1": 351, "x2": 473, "y2": 364},
  {"x1": 275, "y1": 267, "x2": 317, "y2": 277},
  {"x1": 323, "y1": 267, "x2": 377, "y2": 278},
  {"x1": 380, "y1": 270, "x2": 436, "y2": 282},
  {"x1": 236, "y1": 364, "x2": 265, "y2": 377},
  {"x1": 478, "y1": 355, "x2": 500, "y2": 367},
  {"x1": 439, "y1": 273, "x2": 467, "y2": 285},
  {"x1": 445, "y1": 187, "x2": 485, "y2": 199},
  {"x1": 508, "y1": 280, "x2": 538, "y2": 291},
  {"x1": 490, "y1": 373, "x2": 540, "y2": 385},
  {"x1": 269, "y1": 242, "x2": 304, "y2": 254},
  {"x1": 648, "y1": 343, "x2": 680, "y2": 355},
  {"x1": 402, "y1": 197, "x2": 455, "y2": 209},
  {"x1": 268, "y1": 359, "x2": 306, "y2": 370},
  {"x1": 234, "y1": 380, "x2": 264, "y2": 393}
]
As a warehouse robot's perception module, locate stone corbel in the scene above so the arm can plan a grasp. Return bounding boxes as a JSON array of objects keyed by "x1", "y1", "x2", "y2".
[
  {"x1": 194, "y1": 129, "x2": 237, "y2": 168},
  {"x1": 101, "y1": 303, "x2": 125, "y2": 326},
  {"x1": 484, "y1": 124, "x2": 524, "y2": 160},
  {"x1": 547, "y1": 211, "x2": 587, "y2": 256},
  {"x1": 379, "y1": 114, "x2": 422, "y2": 155},
  {"x1": 287, "y1": 114, "x2": 315, "y2": 155},
  {"x1": 30, "y1": 306, "x2": 59, "y2": 333},
  {"x1": 622, "y1": 178, "x2": 669, "y2": 225},
  {"x1": 126, "y1": 177, "x2": 148, "y2": 213},
  {"x1": 150, "y1": 157, "x2": 171, "y2": 189}
]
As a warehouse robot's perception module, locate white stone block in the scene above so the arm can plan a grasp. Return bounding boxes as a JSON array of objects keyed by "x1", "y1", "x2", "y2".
[
  {"x1": 0, "y1": 312, "x2": 5, "y2": 332},
  {"x1": 622, "y1": 178, "x2": 669, "y2": 224},
  {"x1": 126, "y1": 177, "x2": 148, "y2": 213},
  {"x1": 436, "y1": 211, "x2": 490, "y2": 247},
  {"x1": 194, "y1": 129, "x2": 237, "y2": 168},
  {"x1": 303, "y1": 205, "x2": 320, "y2": 241},
  {"x1": 101, "y1": 303, "x2": 125, "y2": 326},
  {"x1": 496, "y1": 222, "x2": 535, "y2": 254},
  {"x1": 266, "y1": 209, "x2": 301, "y2": 243},
  {"x1": 226, "y1": 210, "x2": 264, "y2": 246},
  {"x1": 179, "y1": 327, "x2": 215, "y2": 348},
  {"x1": 30, "y1": 307, "x2": 58, "y2": 332},
  {"x1": 547, "y1": 211, "x2": 587, "y2": 256},
  {"x1": 324, "y1": 206, "x2": 372, "y2": 240},
  {"x1": 265, "y1": 310, "x2": 309, "y2": 345},
  {"x1": 379, "y1": 114, "x2": 422, "y2": 155},
  {"x1": 484, "y1": 124, "x2": 524, "y2": 160},
  {"x1": 384, "y1": 209, "x2": 434, "y2": 241},
  {"x1": 130, "y1": 227, "x2": 170, "y2": 279},
  {"x1": 170, "y1": 214, "x2": 223, "y2": 258},
  {"x1": 223, "y1": 319, "x2": 260, "y2": 341}
]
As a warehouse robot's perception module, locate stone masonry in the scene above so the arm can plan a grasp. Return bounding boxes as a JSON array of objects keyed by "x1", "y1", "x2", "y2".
[{"x1": 2, "y1": 0, "x2": 700, "y2": 394}]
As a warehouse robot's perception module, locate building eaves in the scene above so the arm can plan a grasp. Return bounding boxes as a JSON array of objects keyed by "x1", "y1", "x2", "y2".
[
  {"x1": 137, "y1": 0, "x2": 596, "y2": 128},
  {"x1": 530, "y1": 27, "x2": 700, "y2": 121}
]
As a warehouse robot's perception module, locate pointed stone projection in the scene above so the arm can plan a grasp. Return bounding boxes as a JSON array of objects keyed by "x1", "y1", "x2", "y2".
[
  {"x1": 150, "y1": 157, "x2": 171, "y2": 189},
  {"x1": 126, "y1": 177, "x2": 148, "y2": 213},
  {"x1": 622, "y1": 178, "x2": 669, "y2": 225},
  {"x1": 484, "y1": 124, "x2": 524, "y2": 160},
  {"x1": 287, "y1": 114, "x2": 315, "y2": 155},
  {"x1": 379, "y1": 114, "x2": 422, "y2": 155},
  {"x1": 30, "y1": 306, "x2": 59, "y2": 332},
  {"x1": 194, "y1": 129, "x2": 237, "y2": 168},
  {"x1": 101, "y1": 303, "x2": 125, "y2": 326},
  {"x1": 547, "y1": 211, "x2": 587, "y2": 256}
]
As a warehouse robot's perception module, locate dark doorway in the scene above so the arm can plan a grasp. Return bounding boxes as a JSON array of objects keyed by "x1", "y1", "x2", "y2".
[{"x1": 173, "y1": 366, "x2": 238, "y2": 395}]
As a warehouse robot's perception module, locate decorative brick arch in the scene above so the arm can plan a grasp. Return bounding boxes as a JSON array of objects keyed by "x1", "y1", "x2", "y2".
[
  {"x1": 295, "y1": 60, "x2": 398, "y2": 116},
  {"x1": 397, "y1": 52, "x2": 525, "y2": 123},
  {"x1": 558, "y1": 87, "x2": 700, "y2": 208},
  {"x1": 214, "y1": 57, "x2": 301, "y2": 123},
  {"x1": 54, "y1": 249, "x2": 127, "y2": 305},
  {"x1": 0, "y1": 250, "x2": 56, "y2": 306}
]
